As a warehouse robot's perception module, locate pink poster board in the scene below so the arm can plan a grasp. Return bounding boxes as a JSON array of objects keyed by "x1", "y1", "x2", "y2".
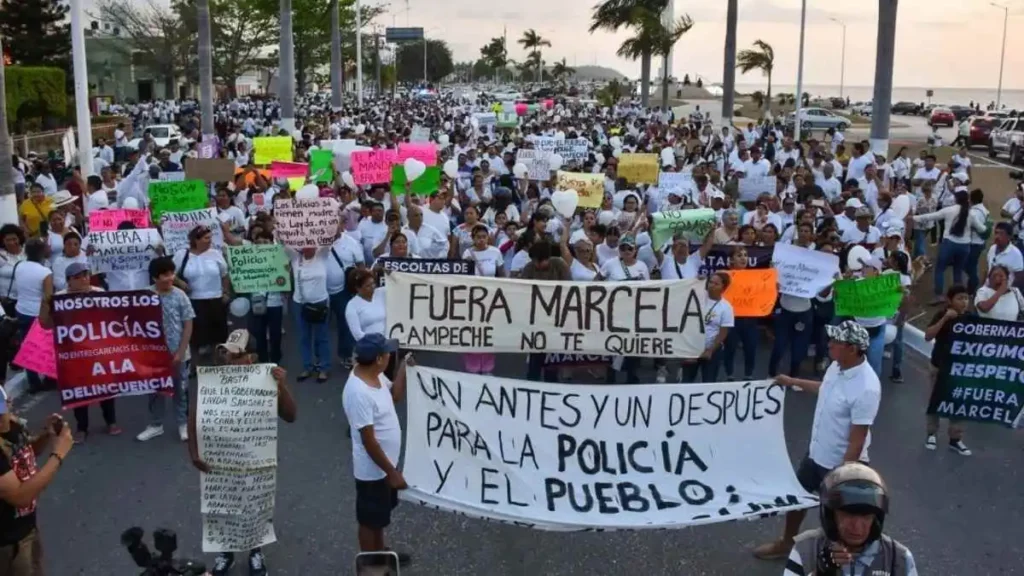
[
  {"x1": 397, "y1": 143, "x2": 438, "y2": 167},
  {"x1": 351, "y1": 149, "x2": 398, "y2": 185},
  {"x1": 89, "y1": 209, "x2": 152, "y2": 232},
  {"x1": 12, "y1": 320, "x2": 57, "y2": 379}
]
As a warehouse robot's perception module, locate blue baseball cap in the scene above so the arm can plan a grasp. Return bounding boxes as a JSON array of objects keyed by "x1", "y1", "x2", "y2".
[{"x1": 354, "y1": 334, "x2": 399, "y2": 363}]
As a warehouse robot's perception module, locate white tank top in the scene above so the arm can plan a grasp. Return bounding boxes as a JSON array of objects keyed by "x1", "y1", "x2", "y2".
[{"x1": 14, "y1": 261, "x2": 53, "y2": 317}]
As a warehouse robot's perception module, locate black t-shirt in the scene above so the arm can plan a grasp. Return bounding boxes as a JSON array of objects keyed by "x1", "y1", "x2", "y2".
[
  {"x1": 928, "y1": 309, "x2": 966, "y2": 368},
  {"x1": 0, "y1": 423, "x2": 38, "y2": 546}
]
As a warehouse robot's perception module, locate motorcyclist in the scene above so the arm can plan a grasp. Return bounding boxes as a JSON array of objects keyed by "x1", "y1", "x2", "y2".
[{"x1": 784, "y1": 462, "x2": 918, "y2": 576}]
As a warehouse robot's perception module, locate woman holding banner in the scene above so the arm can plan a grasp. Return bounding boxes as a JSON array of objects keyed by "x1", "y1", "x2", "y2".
[
  {"x1": 173, "y1": 226, "x2": 230, "y2": 368},
  {"x1": 682, "y1": 271, "x2": 734, "y2": 383},
  {"x1": 461, "y1": 225, "x2": 505, "y2": 375},
  {"x1": 924, "y1": 285, "x2": 972, "y2": 456},
  {"x1": 598, "y1": 233, "x2": 650, "y2": 384},
  {"x1": 558, "y1": 218, "x2": 600, "y2": 281}
]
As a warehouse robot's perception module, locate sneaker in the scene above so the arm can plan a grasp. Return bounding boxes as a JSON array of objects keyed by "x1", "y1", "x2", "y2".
[
  {"x1": 752, "y1": 539, "x2": 792, "y2": 560},
  {"x1": 136, "y1": 425, "x2": 164, "y2": 442},
  {"x1": 949, "y1": 439, "x2": 972, "y2": 456},
  {"x1": 211, "y1": 552, "x2": 235, "y2": 576},
  {"x1": 925, "y1": 435, "x2": 937, "y2": 450},
  {"x1": 890, "y1": 370, "x2": 904, "y2": 384},
  {"x1": 249, "y1": 549, "x2": 267, "y2": 576},
  {"x1": 296, "y1": 371, "x2": 311, "y2": 382},
  {"x1": 106, "y1": 424, "x2": 123, "y2": 436},
  {"x1": 178, "y1": 424, "x2": 188, "y2": 442},
  {"x1": 655, "y1": 366, "x2": 667, "y2": 384}
]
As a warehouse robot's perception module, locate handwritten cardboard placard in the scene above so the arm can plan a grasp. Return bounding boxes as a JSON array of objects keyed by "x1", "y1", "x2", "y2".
[
  {"x1": 253, "y1": 136, "x2": 293, "y2": 165},
  {"x1": 308, "y1": 150, "x2": 335, "y2": 183},
  {"x1": 12, "y1": 320, "x2": 57, "y2": 379},
  {"x1": 772, "y1": 243, "x2": 840, "y2": 299},
  {"x1": 555, "y1": 171, "x2": 604, "y2": 208},
  {"x1": 397, "y1": 143, "x2": 438, "y2": 166},
  {"x1": 88, "y1": 209, "x2": 151, "y2": 232},
  {"x1": 391, "y1": 165, "x2": 441, "y2": 196},
  {"x1": 617, "y1": 153, "x2": 659, "y2": 184},
  {"x1": 86, "y1": 229, "x2": 163, "y2": 273},
  {"x1": 160, "y1": 208, "x2": 224, "y2": 255},
  {"x1": 724, "y1": 268, "x2": 779, "y2": 317},
  {"x1": 227, "y1": 244, "x2": 292, "y2": 293},
  {"x1": 535, "y1": 137, "x2": 590, "y2": 163},
  {"x1": 658, "y1": 172, "x2": 694, "y2": 199},
  {"x1": 185, "y1": 158, "x2": 236, "y2": 183},
  {"x1": 496, "y1": 111, "x2": 518, "y2": 128},
  {"x1": 738, "y1": 175, "x2": 776, "y2": 203},
  {"x1": 351, "y1": 149, "x2": 399, "y2": 185},
  {"x1": 651, "y1": 208, "x2": 716, "y2": 250},
  {"x1": 148, "y1": 179, "x2": 209, "y2": 223},
  {"x1": 274, "y1": 198, "x2": 338, "y2": 248},
  {"x1": 833, "y1": 273, "x2": 903, "y2": 318},
  {"x1": 410, "y1": 125, "x2": 431, "y2": 142},
  {"x1": 157, "y1": 171, "x2": 186, "y2": 182},
  {"x1": 517, "y1": 149, "x2": 550, "y2": 181}
]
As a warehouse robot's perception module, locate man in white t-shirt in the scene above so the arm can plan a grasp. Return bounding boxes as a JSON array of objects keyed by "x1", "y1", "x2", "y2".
[
  {"x1": 753, "y1": 321, "x2": 881, "y2": 562},
  {"x1": 987, "y1": 223, "x2": 1024, "y2": 282},
  {"x1": 342, "y1": 334, "x2": 412, "y2": 569}
]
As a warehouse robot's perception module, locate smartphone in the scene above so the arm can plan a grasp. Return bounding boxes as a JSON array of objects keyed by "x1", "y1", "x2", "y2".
[{"x1": 354, "y1": 551, "x2": 399, "y2": 575}]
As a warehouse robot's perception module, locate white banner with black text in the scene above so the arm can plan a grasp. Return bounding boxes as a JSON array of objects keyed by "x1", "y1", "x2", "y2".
[{"x1": 400, "y1": 366, "x2": 818, "y2": 530}]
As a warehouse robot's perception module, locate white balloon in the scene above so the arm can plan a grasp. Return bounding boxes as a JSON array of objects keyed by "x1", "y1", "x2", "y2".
[
  {"x1": 443, "y1": 159, "x2": 459, "y2": 179},
  {"x1": 470, "y1": 116, "x2": 480, "y2": 128},
  {"x1": 612, "y1": 147, "x2": 622, "y2": 158},
  {"x1": 296, "y1": 184, "x2": 319, "y2": 200},
  {"x1": 438, "y1": 134, "x2": 450, "y2": 147},
  {"x1": 551, "y1": 189, "x2": 580, "y2": 219},
  {"x1": 229, "y1": 298, "x2": 251, "y2": 318},
  {"x1": 549, "y1": 154, "x2": 564, "y2": 171},
  {"x1": 847, "y1": 245, "x2": 872, "y2": 271},
  {"x1": 355, "y1": 124, "x2": 366, "y2": 135},
  {"x1": 341, "y1": 171, "x2": 356, "y2": 189},
  {"x1": 122, "y1": 197, "x2": 139, "y2": 209},
  {"x1": 513, "y1": 163, "x2": 529, "y2": 178},
  {"x1": 404, "y1": 158, "x2": 427, "y2": 182},
  {"x1": 884, "y1": 324, "x2": 898, "y2": 345}
]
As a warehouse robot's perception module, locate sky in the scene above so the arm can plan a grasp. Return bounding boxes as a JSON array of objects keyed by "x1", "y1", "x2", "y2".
[{"x1": 82, "y1": 0, "x2": 1024, "y2": 90}]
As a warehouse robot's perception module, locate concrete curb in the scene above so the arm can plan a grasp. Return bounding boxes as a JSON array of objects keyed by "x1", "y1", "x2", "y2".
[{"x1": 3, "y1": 372, "x2": 27, "y2": 401}]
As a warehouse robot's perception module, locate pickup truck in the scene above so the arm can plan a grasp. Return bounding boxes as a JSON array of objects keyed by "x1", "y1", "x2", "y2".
[{"x1": 988, "y1": 117, "x2": 1024, "y2": 165}]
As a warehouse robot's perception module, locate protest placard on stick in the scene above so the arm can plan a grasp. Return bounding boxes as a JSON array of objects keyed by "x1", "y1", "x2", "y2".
[
  {"x1": 772, "y1": 243, "x2": 840, "y2": 299},
  {"x1": 724, "y1": 269, "x2": 779, "y2": 317},
  {"x1": 227, "y1": 245, "x2": 292, "y2": 293},
  {"x1": 273, "y1": 198, "x2": 338, "y2": 248},
  {"x1": 160, "y1": 208, "x2": 224, "y2": 255},
  {"x1": 88, "y1": 209, "x2": 151, "y2": 232},
  {"x1": 555, "y1": 171, "x2": 603, "y2": 208},
  {"x1": 253, "y1": 136, "x2": 293, "y2": 165},
  {"x1": 617, "y1": 153, "x2": 659, "y2": 184},
  {"x1": 185, "y1": 158, "x2": 236, "y2": 183},
  {"x1": 651, "y1": 209, "x2": 716, "y2": 250},
  {"x1": 517, "y1": 149, "x2": 550, "y2": 181}
]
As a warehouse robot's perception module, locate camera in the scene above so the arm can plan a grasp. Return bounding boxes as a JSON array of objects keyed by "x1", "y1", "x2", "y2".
[{"x1": 121, "y1": 527, "x2": 206, "y2": 576}]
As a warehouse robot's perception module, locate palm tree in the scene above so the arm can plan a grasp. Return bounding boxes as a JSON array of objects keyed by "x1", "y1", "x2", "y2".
[
  {"x1": 196, "y1": 0, "x2": 215, "y2": 138},
  {"x1": 652, "y1": 14, "x2": 694, "y2": 109},
  {"x1": 550, "y1": 58, "x2": 575, "y2": 82},
  {"x1": 518, "y1": 29, "x2": 550, "y2": 82},
  {"x1": 480, "y1": 37, "x2": 508, "y2": 82},
  {"x1": 0, "y1": 35, "x2": 14, "y2": 215},
  {"x1": 597, "y1": 79, "x2": 625, "y2": 107},
  {"x1": 736, "y1": 39, "x2": 775, "y2": 109},
  {"x1": 590, "y1": 0, "x2": 675, "y2": 108}
]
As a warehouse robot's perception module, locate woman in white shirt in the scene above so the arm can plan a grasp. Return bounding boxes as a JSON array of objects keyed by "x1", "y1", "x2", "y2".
[
  {"x1": 244, "y1": 232, "x2": 288, "y2": 365},
  {"x1": 599, "y1": 234, "x2": 649, "y2": 384},
  {"x1": 558, "y1": 218, "x2": 600, "y2": 281},
  {"x1": 345, "y1": 267, "x2": 387, "y2": 361},
  {"x1": 173, "y1": 225, "x2": 230, "y2": 364},
  {"x1": 51, "y1": 232, "x2": 88, "y2": 293},
  {"x1": 461, "y1": 224, "x2": 505, "y2": 375},
  {"x1": 286, "y1": 242, "x2": 334, "y2": 383},
  {"x1": 0, "y1": 225, "x2": 27, "y2": 315},
  {"x1": 682, "y1": 272, "x2": 733, "y2": 383},
  {"x1": 975, "y1": 265, "x2": 1023, "y2": 322},
  {"x1": 913, "y1": 189, "x2": 986, "y2": 303},
  {"x1": 13, "y1": 239, "x2": 53, "y2": 394},
  {"x1": 723, "y1": 245, "x2": 758, "y2": 381}
]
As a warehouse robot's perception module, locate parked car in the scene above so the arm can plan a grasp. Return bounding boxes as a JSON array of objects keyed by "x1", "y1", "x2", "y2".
[
  {"x1": 949, "y1": 105, "x2": 975, "y2": 121},
  {"x1": 829, "y1": 97, "x2": 848, "y2": 109},
  {"x1": 127, "y1": 124, "x2": 187, "y2": 151},
  {"x1": 988, "y1": 117, "x2": 1024, "y2": 164},
  {"x1": 785, "y1": 107, "x2": 850, "y2": 131},
  {"x1": 891, "y1": 101, "x2": 921, "y2": 115},
  {"x1": 967, "y1": 117, "x2": 998, "y2": 148},
  {"x1": 851, "y1": 102, "x2": 873, "y2": 116},
  {"x1": 929, "y1": 107, "x2": 956, "y2": 127}
]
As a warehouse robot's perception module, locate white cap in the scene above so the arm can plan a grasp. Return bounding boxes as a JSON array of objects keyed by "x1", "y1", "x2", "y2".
[{"x1": 845, "y1": 198, "x2": 864, "y2": 209}]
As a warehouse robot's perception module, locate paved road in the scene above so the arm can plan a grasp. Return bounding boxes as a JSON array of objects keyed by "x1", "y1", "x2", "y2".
[{"x1": 14, "y1": 313, "x2": 1024, "y2": 576}]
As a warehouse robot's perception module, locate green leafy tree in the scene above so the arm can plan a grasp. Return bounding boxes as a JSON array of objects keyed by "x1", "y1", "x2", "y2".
[
  {"x1": 590, "y1": 0, "x2": 675, "y2": 107},
  {"x1": 479, "y1": 37, "x2": 508, "y2": 82},
  {"x1": 0, "y1": 0, "x2": 70, "y2": 68},
  {"x1": 288, "y1": 0, "x2": 384, "y2": 93},
  {"x1": 517, "y1": 29, "x2": 550, "y2": 82},
  {"x1": 736, "y1": 39, "x2": 775, "y2": 107},
  {"x1": 396, "y1": 39, "x2": 453, "y2": 84},
  {"x1": 550, "y1": 58, "x2": 575, "y2": 83}
]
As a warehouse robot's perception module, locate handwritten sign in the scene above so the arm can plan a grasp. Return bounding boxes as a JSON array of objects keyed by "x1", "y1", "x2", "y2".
[
  {"x1": 738, "y1": 176, "x2": 776, "y2": 203},
  {"x1": 148, "y1": 179, "x2": 209, "y2": 223},
  {"x1": 410, "y1": 125, "x2": 431, "y2": 142},
  {"x1": 253, "y1": 136, "x2": 293, "y2": 165},
  {"x1": 724, "y1": 269, "x2": 779, "y2": 317},
  {"x1": 88, "y1": 209, "x2": 151, "y2": 232},
  {"x1": 658, "y1": 172, "x2": 694, "y2": 199},
  {"x1": 535, "y1": 137, "x2": 590, "y2": 163},
  {"x1": 227, "y1": 244, "x2": 292, "y2": 293},
  {"x1": 12, "y1": 320, "x2": 57, "y2": 379},
  {"x1": 308, "y1": 150, "x2": 335, "y2": 183},
  {"x1": 617, "y1": 153, "x2": 659, "y2": 184},
  {"x1": 517, "y1": 149, "x2": 550, "y2": 181},
  {"x1": 160, "y1": 208, "x2": 224, "y2": 255},
  {"x1": 351, "y1": 149, "x2": 398, "y2": 185},
  {"x1": 391, "y1": 165, "x2": 441, "y2": 196},
  {"x1": 833, "y1": 273, "x2": 903, "y2": 318},
  {"x1": 86, "y1": 229, "x2": 162, "y2": 273},
  {"x1": 157, "y1": 171, "x2": 186, "y2": 182},
  {"x1": 772, "y1": 243, "x2": 840, "y2": 299},
  {"x1": 496, "y1": 111, "x2": 518, "y2": 128},
  {"x1": 274, "y1": 198, "x2": 338, "y2": 248},
  {"x1": 197, "y1": 364, "x2": 279, "y2": 552},
  {"x1": 397, "y1": 143, "x2": 438, "y2": 166},
  {"x1": 651, "y1": 209, "x2": 716, "y2": 250},
  {"x1": 185, "y1": 158, "x2": 236, "y2": 183},
  {"x1": 556, "y1": 171, "x2": 604, "y2": 208}
]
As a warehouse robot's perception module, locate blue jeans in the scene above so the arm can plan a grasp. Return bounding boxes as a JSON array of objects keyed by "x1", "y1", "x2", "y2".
[
  {"x1": 769, "y1": 308, "x2": 814, "y2": 378},
  {"x1": 966, "y1": 244, "x2": 984, "y2": 293},
  {"x1": 912, "y1": 229, "x2": 929, "y2": 259},
  {"x1": 296, "y1": 302, "x2": 330, "y2": 372},
  {"x1": 724, "y1": 317, "x2": 758, "y2": 379},
  {"x1": 681, "y1": 349, "x2": 724, "y2": 382},
  {"x1": 149, "y1": 361, "x2": 189, "y2": 426},
  {"x1": 249, "y1": 306, "x2": 283, "y2": 364},
  {"x1": 329, "y1": 290, "x2": 355, "y2": 360},
  {"x1": 865, "y1": 326, "x2": 886, "y2": 378},
  {"x1": 16, "y1": 314, "x2": 44, "y2": 392},
  {"x1": 934, "y1": 240, "x2": 970, "y2": 296}
]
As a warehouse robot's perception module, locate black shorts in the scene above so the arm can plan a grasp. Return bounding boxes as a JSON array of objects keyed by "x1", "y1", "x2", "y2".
[
  {"x1": 355, "y1": 478, "x2": 399, "y2": 529},
  {"x1": 795, "y1": 455, "x2": 832, "y2": 495}
]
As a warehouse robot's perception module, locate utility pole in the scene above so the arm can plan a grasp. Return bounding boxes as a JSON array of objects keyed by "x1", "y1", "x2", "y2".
[
  {"x1": 991, "y1": 2, "x2": 1008, "y2": 110},
  {"x1": 794, "y1": 0, "x2": 807, "y2": 142},
  {"x1": 869, "y1": 0, "x2": 899, "y2": 156},
  {"x1": 279, "y1": 0, "x2": 296, "y2": 132},
  {"x1": 374, "y1": 33, "x2": 382, "y2": 96},
  {"x1": 721, "y1": 0, "x2": 738, "y2": 127},
  {"x1": 330, "y1": 0, "x2": 343, "y2": 110}
]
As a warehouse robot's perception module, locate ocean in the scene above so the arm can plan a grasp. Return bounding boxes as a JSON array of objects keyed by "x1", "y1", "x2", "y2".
[{"x1": 735, "y1": 83, "x2": 1024, "y2": 111}]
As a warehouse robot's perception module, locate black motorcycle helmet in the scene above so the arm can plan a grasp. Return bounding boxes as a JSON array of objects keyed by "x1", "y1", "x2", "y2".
[{"x1": 819, "y1": 462, "x2": 889, "y2": 545}]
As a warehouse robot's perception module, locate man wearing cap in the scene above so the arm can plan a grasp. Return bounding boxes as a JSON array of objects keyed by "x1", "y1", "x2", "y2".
[
  {"x1": 753, "y1": 320, "x2": 881, "y2": 561},
  {"x1": 840, "y1": 206, "x2": 881, "y2": 249},
  {"x1": 342, "y1": 334, "x2": 413, "y2": 568}
]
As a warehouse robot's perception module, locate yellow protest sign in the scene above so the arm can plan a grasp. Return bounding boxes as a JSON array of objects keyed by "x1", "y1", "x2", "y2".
[
  {"x1": 253, "y1": 136, "x2": 294, "y2": 166},
  {"x1": 617, "y1": 153, "x2": 659, "y2": 185},
  {"x1": 556, "y1": 171, "x2": 605, "y2": 208}
]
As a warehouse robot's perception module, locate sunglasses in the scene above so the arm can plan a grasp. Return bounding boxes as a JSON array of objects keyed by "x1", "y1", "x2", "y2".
[{"x1": 619, "y1": 245, "x2": 635, "y2": 252}]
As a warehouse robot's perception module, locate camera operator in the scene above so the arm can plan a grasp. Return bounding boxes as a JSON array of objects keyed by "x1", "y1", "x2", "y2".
[
  {"x1": 783, "y1": 462, "x2": 918, "y2": 576},
  {"x1": 0, "y1": 386, "x2": 74, "y2": 576}
]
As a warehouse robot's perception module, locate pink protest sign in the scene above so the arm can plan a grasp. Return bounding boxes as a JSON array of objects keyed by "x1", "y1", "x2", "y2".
[
  {"x1": 12, "y1": 320, "x2": 57, "y2": 379},
  {"x1": 270, "y1": 161, "x2": 309, "y2": 178},
  {"x1": 397, "y1": 143, "x2": 438, "y2": 167},
  {"x1": 88, "y1": 209, "x2": 152, "y2": 232},
  {"x1": 351, "y1": 149, "x2": 398, "y2": 185}
]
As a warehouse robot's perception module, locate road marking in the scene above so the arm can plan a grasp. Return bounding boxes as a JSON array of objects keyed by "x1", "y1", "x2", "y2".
[{"x1": 968, "y1": 151, "x2": 1018, "y2": 170}]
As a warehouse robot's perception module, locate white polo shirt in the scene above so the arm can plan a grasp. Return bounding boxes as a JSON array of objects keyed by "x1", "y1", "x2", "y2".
[
  {"x1": 808, "y1": 358, "x2": 881, "y2": 468},
  {"x1": 987, "y1": 243, "x2": 1024, "y2": 276}
]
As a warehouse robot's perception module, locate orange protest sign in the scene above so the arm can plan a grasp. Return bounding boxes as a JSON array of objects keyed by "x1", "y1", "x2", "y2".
[{"x1": 724, "y1": 269, "x2": 778, "y2": 317}]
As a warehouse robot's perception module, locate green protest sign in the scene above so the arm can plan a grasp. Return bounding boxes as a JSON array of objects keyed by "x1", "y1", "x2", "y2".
[
  {"x1": 148, "y1": 179, "x2": 209, "y2": 222},
  {"x1": 309, "y1": 149, "x2": 335, "y2": 183},
  {"x1": 497, "y1": 111, "x2": 518, "y2": 128},
  {"x1": 650, "y1": 208, "x2": 716, "y2": 250},
  {"x1": 391, "y1": 165, "x2": 441, "y2": 196},
  {"x1": 226, "y1": 244, "x2": 292, "y2": 293},
  {"x1": 833, "y1": 273, "x2": 903, "y2": 317},
  {"x1": 928, "y1": 316, "x2": 1024, "y2": 427}
]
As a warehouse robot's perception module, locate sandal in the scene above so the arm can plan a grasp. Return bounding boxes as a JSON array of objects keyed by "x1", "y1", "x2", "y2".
[
  {"x1": 317, "y1": 371, "x2": 329, "y2": 383},
  {"x1": 297, "y1": 371, "x2": 312, "y2": 382}
]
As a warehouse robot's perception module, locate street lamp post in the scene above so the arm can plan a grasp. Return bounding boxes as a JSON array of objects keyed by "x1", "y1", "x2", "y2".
[
  {"x1": 356, "y1": 0, "x2": 364, "y2": 106},
  {"x1": 991, "y1": 2, "x2": 1008, "y2": 110},
  {"x1": 830, "y1": 17, "x2": 847, "y2": 99},
  {"x1": 794, "y1": 0, "x2": 807, "y2": 142}
]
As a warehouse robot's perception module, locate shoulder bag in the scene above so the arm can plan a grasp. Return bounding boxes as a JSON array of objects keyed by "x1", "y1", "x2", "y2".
[
  {"x1": 298, "y1": 264, "x2": 329, "y2": 324},
  {"x1": 1, "y1": 261, "x2": 22, "y2": 317}
]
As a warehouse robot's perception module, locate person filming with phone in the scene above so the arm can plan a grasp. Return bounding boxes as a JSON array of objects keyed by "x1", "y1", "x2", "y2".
[
  {"x1": 783, "y1": 462, "x2": 918, "y2": 576},
  {"x1": 0, "y1": 386, "x2": 74, "y2": 575}
]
